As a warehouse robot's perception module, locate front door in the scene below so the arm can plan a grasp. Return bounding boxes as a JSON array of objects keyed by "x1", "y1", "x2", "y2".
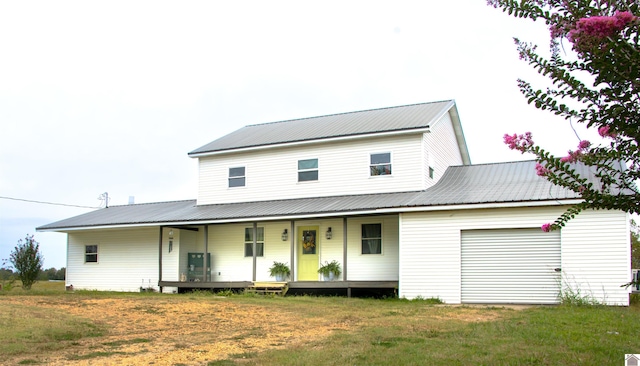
[{"x1": 297, "y1": 226, "x2": 319, "y2": 280}]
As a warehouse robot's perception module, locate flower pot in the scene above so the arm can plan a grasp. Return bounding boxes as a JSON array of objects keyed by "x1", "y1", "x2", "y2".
[
  {"x1": 275, "y1": 273, "x2": 286, "y2": 282},
  {"x1": 322, "y1": 271, "x2": 336, "y2": 281}
]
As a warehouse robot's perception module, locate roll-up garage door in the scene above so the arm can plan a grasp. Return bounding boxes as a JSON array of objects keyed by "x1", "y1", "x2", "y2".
[{"x1": 461, "y1": 228, "x2": 561, "y2": 304}]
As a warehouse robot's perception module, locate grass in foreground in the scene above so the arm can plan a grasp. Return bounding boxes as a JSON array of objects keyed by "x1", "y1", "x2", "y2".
[{"x1": 1, "y1": 282, "x2": 639, "y2": 365}]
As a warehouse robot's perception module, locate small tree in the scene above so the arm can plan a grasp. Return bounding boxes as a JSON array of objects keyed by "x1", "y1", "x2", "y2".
[
  {"x1": 10, "y1": 235, "x2": 44, "y2": 290},
  {"x1": 489, "y1": 0, "x2": 640, "y2": 231}
]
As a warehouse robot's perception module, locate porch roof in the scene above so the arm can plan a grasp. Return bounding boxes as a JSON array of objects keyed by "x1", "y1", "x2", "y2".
[{"x1": 37, "y1": 160, "x2": 586, "y2": 231}]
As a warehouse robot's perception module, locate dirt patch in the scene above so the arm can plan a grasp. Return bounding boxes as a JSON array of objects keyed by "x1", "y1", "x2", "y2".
[{"x1": 3, "y1": 296, "x2": 343, "y2": 365}]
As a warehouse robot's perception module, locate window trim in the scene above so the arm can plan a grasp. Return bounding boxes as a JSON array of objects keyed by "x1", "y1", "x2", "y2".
[
  {"x1": 297, "y1": 158, "x2": 319, "y2": 182},
  {"x1": 369, "y1": 152, "x2": 392, "y2": 176},
  {"x1": 361, "y1": 223, "x2": 383, "y2": 255},
  {"x1": 228, "y1": 166, "x2": 246, "y2": 188},
  {"x1": 85, "y1": 244, "x2": 98, "y2": 263},
  {"x1": 244, "y1": 227, "x2": 265, "y2": 257}
]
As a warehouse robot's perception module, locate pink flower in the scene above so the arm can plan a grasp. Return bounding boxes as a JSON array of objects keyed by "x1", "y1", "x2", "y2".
[
  {"x1": 535, "y1": 163, "x2": 549, "y2": 176},
  {"x1": 598, "y1": 125, "x2": 617, "y2": 138},
  {"x1": 567, "y1": 11, "x2": 637, "y2": 53},
  {"x1": 503, "y1": 132, "x2": 534, "y2": 153},
  {"x1": 560, "y1": 149, "x2": 582, "y2": 163},
  {"x1": 541, "y1": 223, "x2": 552, "y2": 232},
  {"x1": 577, "y1": 140, "x2": 591, "y2": 150}
]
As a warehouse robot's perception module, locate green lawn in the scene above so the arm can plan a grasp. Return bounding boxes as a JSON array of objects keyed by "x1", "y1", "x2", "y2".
[{"x1": 2, "y1": 282, "x2": 639, "y2": 365}]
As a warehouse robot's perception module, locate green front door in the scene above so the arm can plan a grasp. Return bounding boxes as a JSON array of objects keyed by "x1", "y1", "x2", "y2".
[{"x1": 297, "y1": 226, "x2": 319, "y2": 280}]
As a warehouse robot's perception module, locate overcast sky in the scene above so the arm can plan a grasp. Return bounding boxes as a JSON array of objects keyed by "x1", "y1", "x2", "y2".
[{"x1": 0, "y1": 1, "x2": 602, "y2": 269}]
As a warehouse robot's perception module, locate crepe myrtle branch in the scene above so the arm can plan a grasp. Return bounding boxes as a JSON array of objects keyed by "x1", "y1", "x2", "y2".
[{"x1": 491, "y1": 0, "x2": 640, "y2": 231}]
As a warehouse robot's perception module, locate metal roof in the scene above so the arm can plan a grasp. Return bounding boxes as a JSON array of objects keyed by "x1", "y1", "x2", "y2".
[
  {"x1": 189, "y1": 100, "x2": 456, "y2": 156},
  {"x1": 37, "y1": 160, "x2": 586, "y2": 231}
]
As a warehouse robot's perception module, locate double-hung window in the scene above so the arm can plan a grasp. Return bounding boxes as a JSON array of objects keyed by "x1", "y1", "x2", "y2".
[
  {"x1": 298, "y1": 158, "x2": 318, "y2": 182},
  {"x1": 361, "y1": 224, "x2": 382, "y2": 254},
  {"x1": 244, "y1": 227, "x2": 264, "y2": 257},
  {"x1": 229, "y1": 167, "x2": 246, "y2": 188},
  {"x1": 85, "y1": 245, "x2": 98, "y2": 263},
  {"x1": 370, "y1": 153, "x2": 391, "y2": 176}
]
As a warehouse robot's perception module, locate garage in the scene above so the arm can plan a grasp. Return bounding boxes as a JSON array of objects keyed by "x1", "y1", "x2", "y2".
[{"x1": 461, "y1": 228, "x2": 561, "y2": 304}]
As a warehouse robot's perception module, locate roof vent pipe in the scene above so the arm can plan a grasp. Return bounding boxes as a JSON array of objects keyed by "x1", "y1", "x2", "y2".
[{"x1": 128, "y1": 196, "x2": 135, "y2": 205}]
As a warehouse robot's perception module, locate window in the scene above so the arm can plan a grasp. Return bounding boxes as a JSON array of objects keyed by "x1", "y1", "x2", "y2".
[
  {"x1": 229, "y1": 167, "x2": 246, "y2": 187},
  {"x1": 85, "y1": 245, "x2": 98, "y2": 263},
  {"x1": 244, "y1": 227, "x2": 264, "y2": 257},
  {"x1": 370, "y1": 153, "x2": 391, "y2": 176},
  {"x1": 298, "y1": 158, "x2": 318, "y2": 182},
  {"x1": 362, "y1": 224, "x2": 382, "y2": 254}
]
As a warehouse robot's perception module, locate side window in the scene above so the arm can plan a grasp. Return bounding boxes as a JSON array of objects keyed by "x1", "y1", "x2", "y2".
[
  {"x1": 361, "y1": 224, "x2": 382, "y2": 254},
  {"x1": 370, "y1": 153, "x2": 391, "y2": 176},
  {"x1": 85, "y1": 245, "x2": 98, "y2": 263},
  {"x1": 244, "y1": 227, "x2": 264, "y2": 257},
  {"x1": 298, "y1": 158, "x2": 318, "y2": 182},
  {"x1": 229, "y1": 167, "x2": 246, "y2": 188}
]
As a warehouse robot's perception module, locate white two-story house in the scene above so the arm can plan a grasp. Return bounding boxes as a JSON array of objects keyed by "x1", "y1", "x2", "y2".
[{"x1": 38, "y1": 100, "x2": 632, "y2": 305}]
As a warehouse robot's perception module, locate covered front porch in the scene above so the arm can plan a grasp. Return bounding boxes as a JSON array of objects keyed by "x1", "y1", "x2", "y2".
[{"x1": 157, "y1": 214, "x2": 400, "y2": 295}]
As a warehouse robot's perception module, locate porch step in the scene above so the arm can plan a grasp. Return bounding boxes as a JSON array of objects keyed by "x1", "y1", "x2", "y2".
[{"x1": 246, "y1": 281, "x2": 288, "y2": 296}]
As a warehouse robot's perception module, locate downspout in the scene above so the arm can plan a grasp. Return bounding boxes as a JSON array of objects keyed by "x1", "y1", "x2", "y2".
[{"x1": 158, "y1": 226, "x2": 163, "y2": 293}]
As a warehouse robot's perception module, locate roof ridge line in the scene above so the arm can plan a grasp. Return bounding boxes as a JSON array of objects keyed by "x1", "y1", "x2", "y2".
[{"x1": 243, "y1": 100, "x2": 454, "y2": 128}]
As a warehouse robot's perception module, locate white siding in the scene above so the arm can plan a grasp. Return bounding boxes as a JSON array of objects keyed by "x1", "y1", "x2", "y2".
[
  {"x1": 561, "y1": 209, "x2": 630, "y2": 305},
  {"x1": 197, "y1": 134, "x2": 425, "y2": 205},
  {"x1": 346, "y1": 215, "x2": 399, "y2": 281},
  {"x1": 423, "y1": 111, "x2": 464, "y2": 186},
  {"x1": 399, "y1": 207, "x2": 629, "y2": 305},
  {"x1": 161, "y1": 228, "x2": 179, "y2": 293},
  {"x1": 67, "y1": 227, "x2": 160, "y2": 292}
]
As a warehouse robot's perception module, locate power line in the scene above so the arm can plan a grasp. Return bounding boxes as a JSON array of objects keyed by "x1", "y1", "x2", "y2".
[{"x1": 0, "y1": 196, "x2": 99, "y2": 209}]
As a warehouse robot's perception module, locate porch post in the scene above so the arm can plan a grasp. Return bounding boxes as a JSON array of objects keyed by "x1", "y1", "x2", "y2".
[
  {"x1": 158, "y1": 226, "x2": 163, "y2": 292},
  {"x1": 252, "y1": 222, "x2": 257, "y2": 281},
  {"x1": 203, "y1": 225, "x2": 209, "y2": 282},
  {"x1": 342, "y1": 217, "x2": 348, "y2": 280},
  {"x1": 289, "y1": 220, "x2": 295, "y2": 281}
]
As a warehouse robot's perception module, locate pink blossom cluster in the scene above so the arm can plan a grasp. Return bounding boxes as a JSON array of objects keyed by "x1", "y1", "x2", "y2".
[
  {"x1": 568, "y1": 11, "x2": 637, "y2": 53},
  {"x1": 503, "y1": 132, "x2": 534, "y2": 153},
  {"x1": 598, "y1": 125, "x2": 617, "y2": 138},
  {"x1": 535, "y1": 163, "x2": 549, "y2": 177},
  {"x1": 541, "y1": 223, "x2": 552, "y2": 232},
  {"x1": 560, "y1": 140, "x2": 591, "y2": 163}
]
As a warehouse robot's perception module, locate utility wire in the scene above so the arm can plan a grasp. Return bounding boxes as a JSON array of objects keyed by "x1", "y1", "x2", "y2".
[{"x1": 0, "y1": 196, "x2": 99, "y2": 209}]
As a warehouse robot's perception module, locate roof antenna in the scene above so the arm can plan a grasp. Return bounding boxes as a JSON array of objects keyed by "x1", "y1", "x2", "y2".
[{"x1": 98, "y1": 192, "x2": 110, "y2": 208}]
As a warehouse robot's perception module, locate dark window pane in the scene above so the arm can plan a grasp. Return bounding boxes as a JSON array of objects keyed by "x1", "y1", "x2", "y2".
[
  {"x1": 229, "y1": 167, "x2": 245, "y2": 177},
  {"x1": 298, "y1": 159, "x2": 318, "y2": 170},
  {"x1": 370, "y1": 153, "x2": 390, "y2": 164},
  {"x1": 229, "y1": 177, "x2": 245, "y2": 187},
  {"x1": 298, "y1": 170, "x2": 318, "y2": 181},
  {"x1": 244, "y1": 243, "x2": 264, "y2": 257},
  {"x1": 362, "y1": 224, "x2": 382, "y2": 254}
]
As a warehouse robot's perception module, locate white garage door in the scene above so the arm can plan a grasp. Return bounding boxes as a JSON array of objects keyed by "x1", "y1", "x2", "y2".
[{"x1": 461, "y1": 228, "x2": 561, "y2": 304}]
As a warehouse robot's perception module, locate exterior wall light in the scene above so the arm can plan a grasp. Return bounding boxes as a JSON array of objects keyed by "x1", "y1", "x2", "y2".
[
  {"x1": 326, "y1": 227, "x2": 332, "y2": 240},
  {"x1": 282, "y1": 229, "x2": 288, "y2": 241},
  {"x1": 168, "y1": 229, "x2": 174, "y2": 240}
]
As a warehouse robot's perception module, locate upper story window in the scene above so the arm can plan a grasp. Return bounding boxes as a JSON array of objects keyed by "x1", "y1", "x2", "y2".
[
  {"x1": 298, "y1": 158, "x2": 318, "y2": 182},
  {"x1": 244, "y1": 227, "x2": 264, "y2": 257},
  {"x1": 362, "y1": 223, "x2": 382, "y2": 254},
  {"x1": 229, "y1": 167, "x2": 246, "y2": 188},
  {"x1": 370, "y1": 153, "x2": 391, "y2": 176},
  {"x1": 85, "y1": 245, "x2": 98, "y2": 263}
]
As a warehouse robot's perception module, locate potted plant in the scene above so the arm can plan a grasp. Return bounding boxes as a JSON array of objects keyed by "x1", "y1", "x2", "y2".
[
  {"x1": 269, "y1": 261, "x2": 291, "y2": 281},
  {"x1": 317, "y1": 260, "x2": 342, "y2": 281}
]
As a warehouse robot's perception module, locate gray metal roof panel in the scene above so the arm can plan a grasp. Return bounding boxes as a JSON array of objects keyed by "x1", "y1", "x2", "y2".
[
  {"x1": 37, "y1": 160, "x2": 589, "y2": 231},
  {"x1": 189, "y1": 100, "x2": 454, "y2": 155}
]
